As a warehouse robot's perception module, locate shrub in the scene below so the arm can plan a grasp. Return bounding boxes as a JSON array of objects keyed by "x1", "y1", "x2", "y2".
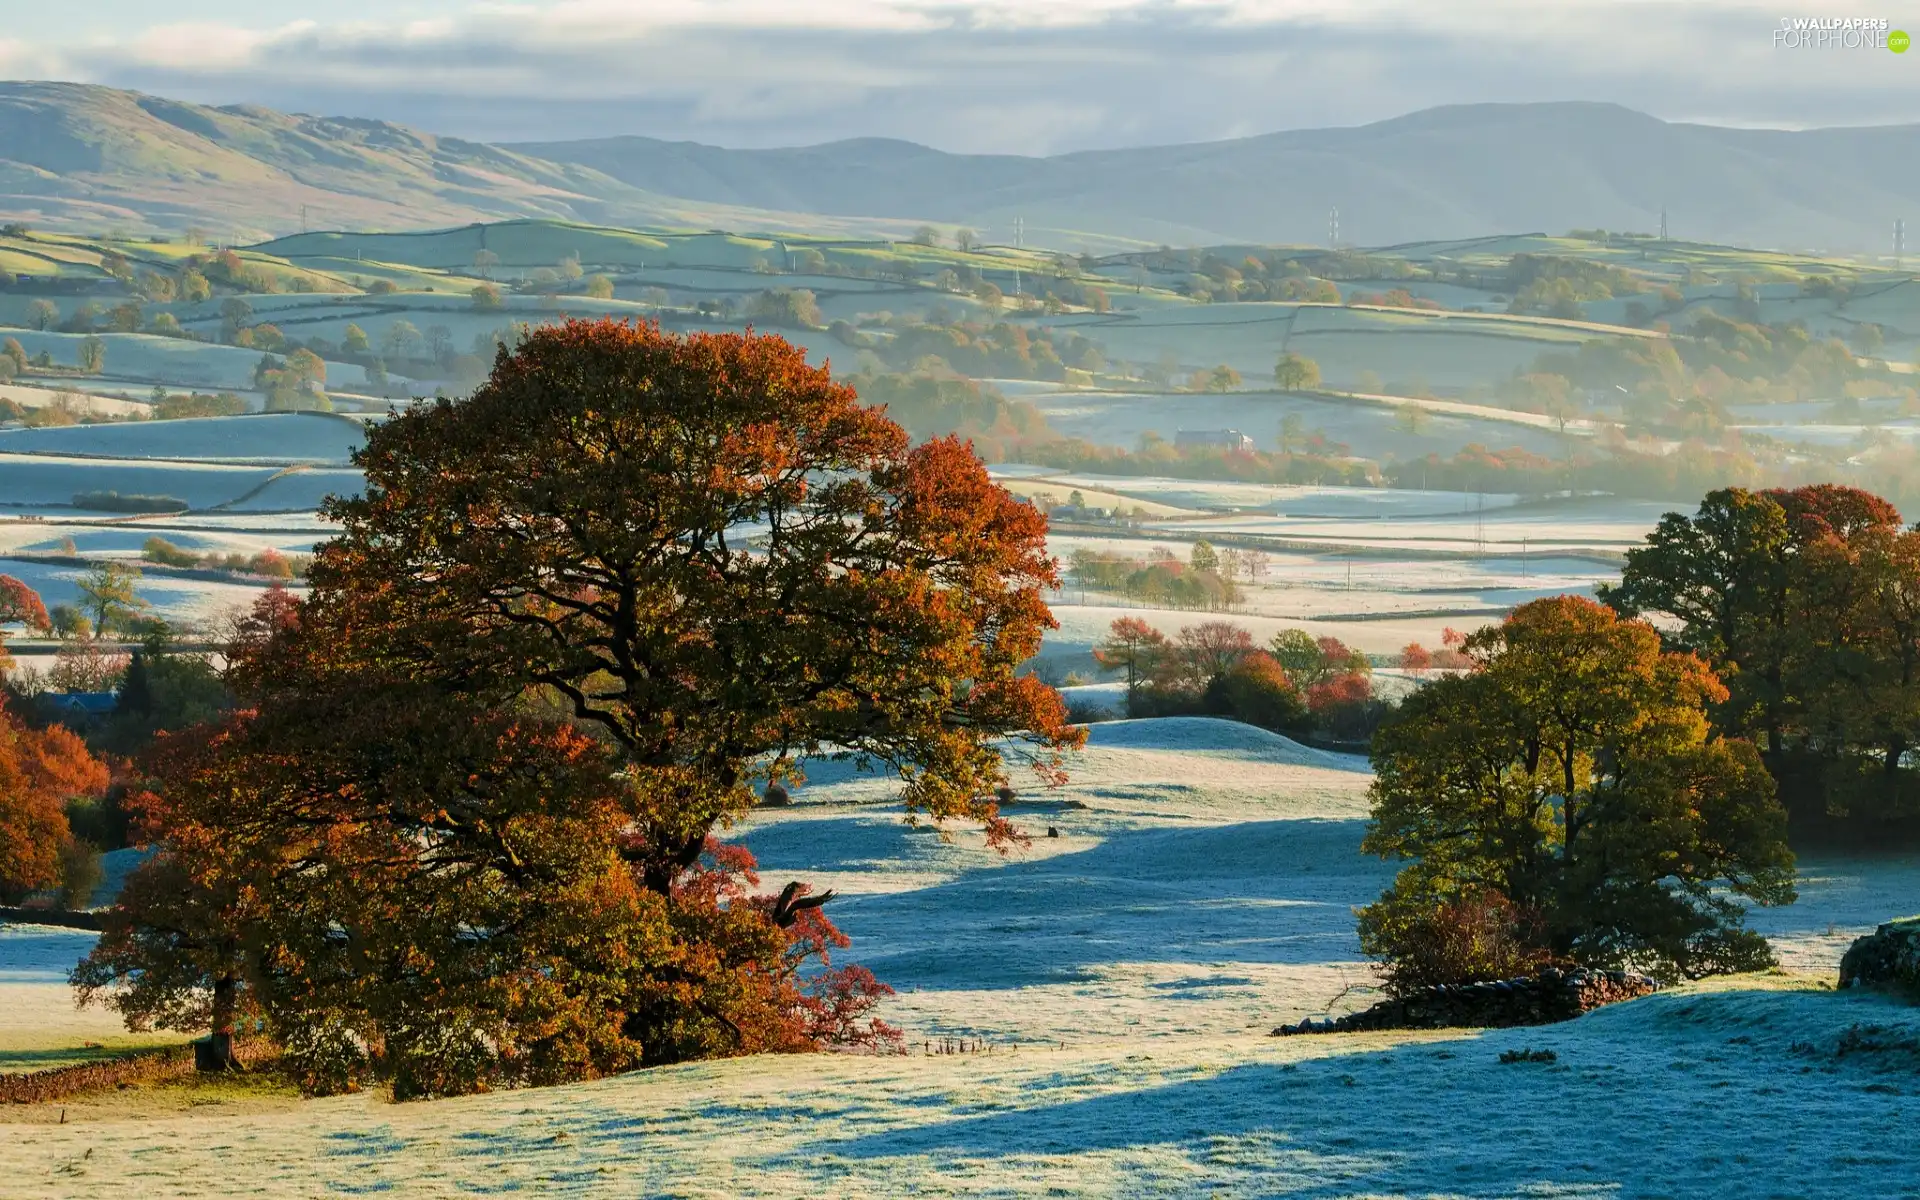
[
  {"x1": 73, "y1": 491, "x2": 188, "y2": 514},
  {"x1": 142, "y1": 537, "x2": 199, "y2": 568},
  {"x1": 1215, "y1": 651, "x2": 1308, "y2": 732},
  {"x1": 1307, "y1": 672, "x2": 1386, "y2": 741},
  {"x1": 65, "y1": 788, "x2": 132, "y2": 852},
  {"x1": 58, "y1": 838, "x2": 102, "y2": 909},
  {"x1": 1358, "y1": 888, "x2": 1556, "y2": 997}
]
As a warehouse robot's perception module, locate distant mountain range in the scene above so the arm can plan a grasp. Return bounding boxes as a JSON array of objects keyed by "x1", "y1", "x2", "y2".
[{"x1": 3, "y1": 81, "x2": 1917, "y2": 252}]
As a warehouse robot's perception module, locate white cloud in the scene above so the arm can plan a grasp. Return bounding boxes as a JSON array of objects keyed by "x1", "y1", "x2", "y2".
[{"x1": 11, "y1": 1, "x2": 1918, "y2": 151}]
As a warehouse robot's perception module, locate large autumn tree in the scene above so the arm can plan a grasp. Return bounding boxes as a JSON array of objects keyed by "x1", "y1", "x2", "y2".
[
  {"x1": 309, "y1": 318, "x2": 1077, "y2": 879},
  {"x1": 1601, "y1": 484, "x2": 1919, "y2": 830},
  {"x1": 79, "y1": 320, "x2": 1078, "y2": 1093},
  {"x1": 1360, "y1": 596, "x2": 1795, "y2": 988}
]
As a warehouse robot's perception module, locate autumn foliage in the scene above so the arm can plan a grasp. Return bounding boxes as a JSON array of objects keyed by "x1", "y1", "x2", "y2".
[
  {"x1": 0, "y1": 573, "x2": 51, "y2": 676},
  {"x1": 0, "y1": 702, "x2": 110, "y2": 901},
  {"x1": 78, "y1": 320, "x2": 1078, "y2": 1095}
]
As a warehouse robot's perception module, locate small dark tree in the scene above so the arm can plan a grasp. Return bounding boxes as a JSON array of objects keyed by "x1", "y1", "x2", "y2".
[{"x1": 1095, "y1": 617, "x2": 1165, "y2": 715}]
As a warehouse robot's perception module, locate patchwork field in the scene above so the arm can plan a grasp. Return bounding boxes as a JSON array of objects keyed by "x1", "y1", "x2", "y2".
[{"x1": 4, "y1": 718, "x2": 1913, "y2": 1198}]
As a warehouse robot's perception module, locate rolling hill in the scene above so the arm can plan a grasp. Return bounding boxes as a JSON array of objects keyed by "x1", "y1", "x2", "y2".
[
  {"x1": 0, "y1": 82, "x2": 926, "y2": 243},
  {"x1": 2, "y1": 84, "x2": 1918, "y2": 253}
]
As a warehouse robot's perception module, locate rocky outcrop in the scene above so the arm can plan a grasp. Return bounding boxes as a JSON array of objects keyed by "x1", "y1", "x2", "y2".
[
  {"x1": 1839, "y1": 917, "x2": 1920, "y2": 999},
  {"x1": 1272, "y1": 968, "x2": 1659, "y2": 1035}
]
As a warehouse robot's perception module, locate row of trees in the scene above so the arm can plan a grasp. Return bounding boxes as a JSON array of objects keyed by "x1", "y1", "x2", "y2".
[
  {"x1": 72, "y1": 320, "x2": 1082, "y2": 1096},
  {"x1": 1516, "y1": 313, "x2": 1899, "y2": 426},
  {"x1": 852, "y1": 315, "x2": 1103, "y2": 381},
  {"x1": 1027, "y1": 434, "x2": 1377, "y2": 488},
  {"x1": 1068, "y1": 545, "x2": 1246, "y2": 612}
]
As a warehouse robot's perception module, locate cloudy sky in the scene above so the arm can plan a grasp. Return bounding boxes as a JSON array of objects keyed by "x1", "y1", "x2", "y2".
[{"x1": 2, "y1": 1, "x2": 1915, "y2": 152}]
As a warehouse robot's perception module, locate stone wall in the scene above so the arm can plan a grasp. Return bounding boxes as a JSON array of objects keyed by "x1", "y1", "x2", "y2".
[{"x1": 1273, "y1": 967, "x2": 1659, "y2": 1035}]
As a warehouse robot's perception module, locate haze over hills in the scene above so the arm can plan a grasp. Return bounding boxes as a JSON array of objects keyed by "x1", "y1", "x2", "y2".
[
  {"x1": 514, "y1": 103, "x2": 1920, "y2": 252},
  {"x1": 2, "y1": 81, "x2": 1918, "y2": 251}
]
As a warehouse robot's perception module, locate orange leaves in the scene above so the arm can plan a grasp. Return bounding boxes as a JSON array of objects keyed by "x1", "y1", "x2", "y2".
[
  {"x1": 310, "y1": 317, "x2": 1077, "y2": 869},
  {"x1": 0, "y1": 575, "x2": 49, "y2": 676},
  {"x1": 0, "y1": 574, "x2": 49, "y2": 635},
  {"x1": 0, "y1": 703, "x2": 109, "y2": 898}
]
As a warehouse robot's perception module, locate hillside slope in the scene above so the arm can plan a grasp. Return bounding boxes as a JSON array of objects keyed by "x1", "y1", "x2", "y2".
[{"x1": 0, "y1": 82, "x2": 915, "y2": 242}]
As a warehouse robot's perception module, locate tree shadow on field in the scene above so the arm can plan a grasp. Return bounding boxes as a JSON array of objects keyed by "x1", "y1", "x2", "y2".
[
  {"x1": 784, "y1": 988, "x2": 1918, "y2": 1198},
  {"x1": 740, "y1": 814, "x2": 1394, "y2": 993}
]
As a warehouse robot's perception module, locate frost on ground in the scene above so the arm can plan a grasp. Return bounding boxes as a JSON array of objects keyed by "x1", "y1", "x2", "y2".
[
  {"x1": 0, "y1": 924, "x2": 166, "y2": 1063},
  {"x1": 4, "y1": 717, "x2": 1918, "y2": 1198}
]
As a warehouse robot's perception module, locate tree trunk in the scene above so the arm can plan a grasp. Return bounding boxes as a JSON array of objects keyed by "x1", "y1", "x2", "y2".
[{"x1": 196, "y1": 973, "x2": 241, "y2": 1073}]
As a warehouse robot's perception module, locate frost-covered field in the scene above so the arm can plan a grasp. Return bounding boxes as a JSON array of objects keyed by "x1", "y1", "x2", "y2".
[
  {"x1": 0, "y1": 556, "x2": 282, "y2": 628},
  {"x1": 5, "y1": 718, "x2": 1916, "y2": 1198},
  {"x1": 1001, "y1": 473, "x2": 1526, "y2": 517},
  {"x1": 0, "y1": 413, "x2": 367, "y2": 464},
  {"x1": 1036, "y1": 534, "x2": 1621, "y2": 660}
]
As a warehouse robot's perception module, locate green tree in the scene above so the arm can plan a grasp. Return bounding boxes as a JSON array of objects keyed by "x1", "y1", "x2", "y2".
[
  {"x1": 383, "y1": 320, "x2": 421, "y2": 359},
  {"x1": 1269, "y1": 628, "x2": 1322, "y2": 683},
  {"x1": 48, "y1": 605, "x2": 91, "y2": 641},
  {"x1": 96, "y1": 630, "x2": 230, "y2": 756},
  {"x1": 745, "y1": 288, "x2": 823, "y2": 329},
  {"x1": 1600, "y1": 488, "x2": 1802, "y2": 755},
  {"x1": 75, "y1": 562, "x2": 147, "y2": 634},
  {"x1": 1193, "y1": 364, "x2": 1240, "y2": 393},
  {"x1": 911, "y1": 226, "x2": 939, "y2": 247},
  {"x1": 77, "y1": 335, "x2": 106, "y2": 374},
  {"x1": 219, "y1": 297, "x2": 253, "y2": 343},
  {"x1": 471, "y1": 283, "x2": 503, "y2": 311},
  {"x1": 1360, "y1": 596, "x2": 1795, "y2": 987},
  {"x1": 342, "y1": 324, "x2": 371, "y2": 356},
  {"x1": 585, "y1": 275, "x2": 615, "y2": 300},
  {"x1": 954, "y1": 229, "x2": 977, "y2": 252},
  {"x1": 27, "y1": 299, "x2": 58, "y2": 331},
  {"x1": 1273, "y1": 352, "x2": 1321, "y2": 391},
  {"x1": 1276, "y1": 412, "x2": 1306, "y2": 454},
  {"x1": 1189, "y1": 540, "x2": 1219, "y2": 574}
]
